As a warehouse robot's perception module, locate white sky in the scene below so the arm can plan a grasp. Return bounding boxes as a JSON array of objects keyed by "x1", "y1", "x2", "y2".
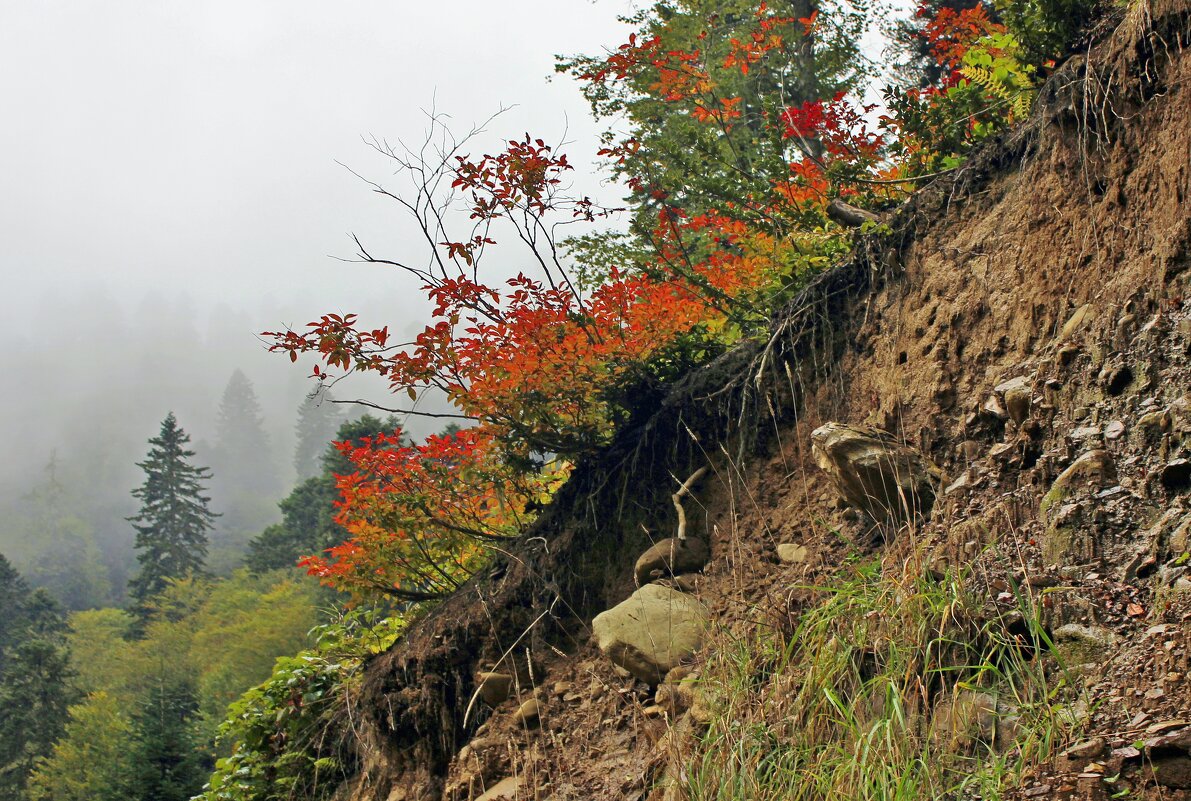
[
  {"x1": 0, "y1": 0, "x2": 635, "y2": 322},
  {"x1": 0, "y1": 0, "x2": 640, "y2": 475}
]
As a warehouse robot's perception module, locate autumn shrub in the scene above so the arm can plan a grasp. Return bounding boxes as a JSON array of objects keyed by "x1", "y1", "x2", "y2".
[{"x1": 264, "y1": 0, "x2": 1058, "y2": 605}]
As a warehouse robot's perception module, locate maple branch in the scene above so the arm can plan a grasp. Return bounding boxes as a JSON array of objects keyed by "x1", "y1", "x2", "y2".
[{"x1": 331, "y1": 398, "x2": 478, "y2": 421}]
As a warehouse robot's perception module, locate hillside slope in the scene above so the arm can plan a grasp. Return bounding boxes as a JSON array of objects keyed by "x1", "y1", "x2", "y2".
[{"x1": 343, "y1": 3, "x2": 1191, "y2": 799}]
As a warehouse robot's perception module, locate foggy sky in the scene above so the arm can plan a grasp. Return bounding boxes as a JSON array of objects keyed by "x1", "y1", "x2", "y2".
[{"x1": 0, "y1": 0, "x2": 634, "y2": 487}]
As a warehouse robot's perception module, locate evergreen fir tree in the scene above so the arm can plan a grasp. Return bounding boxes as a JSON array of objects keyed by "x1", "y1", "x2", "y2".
[
  {"x1": 209, "y1": 369, "x2": 281, "y2": 545},
  {"x1": 128, "y1": 680, "x2": 207, "y2": 801},
  {"x1": 0, "y1": 560, "x2": 75, "y2": 801},
  {"x1": 293, "y1": 387, "x2": 341, "y2": 481},
  {"x1": 127, "y1": 413, "x2": 216, "y2": 619},
  {"x1": 213, "y1": 369, "x2": 276, "y2": 496}
]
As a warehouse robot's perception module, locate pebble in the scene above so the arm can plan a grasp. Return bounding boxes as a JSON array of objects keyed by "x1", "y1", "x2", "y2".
[
  {"x1": 1104, "y1": 420, "x2": 1126, "y2": 440},
  {"x1": 513, "y1": 699, "x2": 541, "y2": 729}
]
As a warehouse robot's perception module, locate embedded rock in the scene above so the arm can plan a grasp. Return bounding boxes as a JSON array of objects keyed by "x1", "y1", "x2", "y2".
[
  {"x1": 475, "y1": 776, "x2": 522, "y2": 801},
  {"x1": 513, "y1": 699, "x2": 541, "y2": 729},
  {"x1": 634, "y1": 537, "x2": 710, "y2": 586},
  {"x1": 996, "y1": 376, "x2": 1032, "y2": 424},
  {"x1": 476, "y1": 672, "x2": 514, "y2": 707},
  {"x1": 776, "y1": 543, "x2": 810, "y2": 564},
  {"x1": 811, "y1": 423, "x2": 943, "y2": 523},
  {"x1": 1041, "y1": 450, "x2": 1115, "y2": 516},
  {"x1": 592, "y1": 584, "x2": 709, "y2": 684}
]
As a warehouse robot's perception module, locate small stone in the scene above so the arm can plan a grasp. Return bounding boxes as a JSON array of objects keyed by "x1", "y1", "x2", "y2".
[
  {"x1": 1146, "y1": 720, "x2": 1188, "y2": 735},
  {"x1": 945, "y1": 471, "x2": 975, "y2": 495},
  {"x1": 642, "y1": 704, "x2": 664, "y2": 718},
  {"x1": 1071, "y1": 425, "x2": 1102, "y2": 441},
  {"x1": 664, "y1": 666, "x2": 692, "y2": 684},
  {"x1": 989, "y1": 443, "x2": 1015, "y2": 462},
  {"x1": 776, "y1": 543, "x2": 809, "y2": 564},
  {"x1": 1105, "y1": 420, "x2": 1126, "y2": 440},
  {"x1": 1061, "y1": 304, "x2": 1094, "y2": 339},
  {"x1": 982, "y1": 395, "x2": 1008, "y2": 421},
  {"x1": 476, "y1": 776, "x2": 522, "y2": 801},
  {"x1": 996, "y1": 377, "x2": 1032, "y2": 424},
  {"x1": 1063, "y1": 737, "x2": 1107, "y2": 760},
  {"x1": 1138, "y1": 409, "x2": 1172, "y2": 433},
  {"x1": 476, "y1": 672, "x2": 514, "y2": 707},
  {"x1": 513, "y1": 699, "x2": 541, "y2": 729},
  {"x1": 1041, "y1": 450, "x2": 1115, "y2": 516},
  {"x1": 634, "y1": 537, "x2": 710, "y2": 586},
  {"x1": 958, "y1": 439, "x2": 983, "y2": 461},
  {"x1": 552, "y1": 681, "x2": 573, "y2": 697},
  {"x1": 654, "y1": 682, "x2": 694, "y2": 716},
  {"x1": 1023, "y1": 784, "x2": 1052, "y2": 798}
]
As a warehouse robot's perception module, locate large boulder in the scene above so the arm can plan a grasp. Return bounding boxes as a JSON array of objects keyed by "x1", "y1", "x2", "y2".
[
  {"x1": 811, "y1": 423, "x2": 943, "y2": 523},
  {"x1": 591, "y1": 585, "x2": 709, "y2": 684}
]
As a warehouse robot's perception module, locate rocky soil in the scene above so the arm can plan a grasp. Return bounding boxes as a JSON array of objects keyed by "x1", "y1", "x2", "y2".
[{"x1": 343, "y1": 3, "x2": 1191, "y2": 800}]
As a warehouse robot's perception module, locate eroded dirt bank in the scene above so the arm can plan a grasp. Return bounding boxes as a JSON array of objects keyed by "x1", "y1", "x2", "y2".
[{"x1": 343, "y1": 4, "x2": 1191, "y2": 799}]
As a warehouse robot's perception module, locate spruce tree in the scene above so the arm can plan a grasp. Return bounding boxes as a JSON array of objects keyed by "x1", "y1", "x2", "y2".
[
  {"x1": 213, "y1": 369, "x2": 276, "y2": 496},
  {"x1": 127, "y1": 413, "x2": 216, "y2": 619},
  {"x1": 293, "y1": 387, "x2": 341, "y2": 481},
  {"x1": 209, "y1": 369, "x2": 280, "y2": 542},
  {"x1": 128, "y1": 680, "x2": 206, "y2": 801},
  {"x1": 0, "y1": 558, "x2": 74, "y2": 801}
]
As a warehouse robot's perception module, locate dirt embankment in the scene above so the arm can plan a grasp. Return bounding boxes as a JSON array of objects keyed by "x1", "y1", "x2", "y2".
[{"x1": 343, "y1": 4, "x2": 1191, "y2": 799}]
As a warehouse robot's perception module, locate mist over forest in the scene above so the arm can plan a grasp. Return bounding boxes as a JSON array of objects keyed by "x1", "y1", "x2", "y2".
[{"x1": 0, "y1": 283, "x2": 451, "y2": 608}]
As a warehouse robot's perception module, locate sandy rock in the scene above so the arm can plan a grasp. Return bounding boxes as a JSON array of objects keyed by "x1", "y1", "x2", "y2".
[
  {"x1": 513, "y1": 699, "x2": 541, "y2": 729},
  {"x1": 996, "y1": 376, "x2": 1032, "y2": 424},
  {"x1": 634, "y1": 537, "x2": 710, "y2": 586},
  {"x1": 1041, "y1": 450, "x2": 1115, "y2": 516},
  {"x1": 476, "y1": 776, "x2": 523, "y2": 801},
  {"x1": 931, "y1": 690, "x2": 997, "y2": 750},
  {"x1": 811, "y1": 423, "x2": 943, "y2": 523},
  {"x1": 592, "y1": 584, "x2": 709, "y2": 684},
  {"x1": 1053, "y1": 624, "x2": 1118, "y2": 665},
  {"x1": 1060, "y1": 304, "x2": 1095, "y2": 339},
  {"x1": 776, "y1": 543, "x2": 809, "y2": 564},
  {"x1": 476, "y1": 672, "x2": 514, "y2": 707}
]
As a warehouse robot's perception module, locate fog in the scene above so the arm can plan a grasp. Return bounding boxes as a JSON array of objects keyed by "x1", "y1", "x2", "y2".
[{"x1": 0, "y1": 0, "x2": 633, "y2": 602}]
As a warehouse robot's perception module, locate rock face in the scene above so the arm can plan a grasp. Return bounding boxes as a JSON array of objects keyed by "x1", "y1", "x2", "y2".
[
  {"x1": 634, "y1": 537, "x2": 710, "y2": 586},
  {"x1": 591, "y1": 584, "x2": 709, "y2": 684},
  {"x1": 811, "y1": 423, "x2": 942, "y2": 523}
]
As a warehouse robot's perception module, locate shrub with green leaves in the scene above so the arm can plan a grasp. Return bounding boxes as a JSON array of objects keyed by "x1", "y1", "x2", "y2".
[{"x1": 199, "y1": 609, "x2": 408, "y2": 801}]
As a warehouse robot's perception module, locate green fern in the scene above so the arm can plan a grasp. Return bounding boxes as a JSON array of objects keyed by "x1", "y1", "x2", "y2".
[
  {"x1": 960, "y1": 65, "x2": 1033, "y2": 119},
  {"x1": 960, "y1": 32, "x2": 1038, "y2": 122}
]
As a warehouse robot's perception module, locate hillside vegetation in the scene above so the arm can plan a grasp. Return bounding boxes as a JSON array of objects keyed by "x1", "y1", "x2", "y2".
[{"x1": 4, "y1": 0, "x2": 1189, "y2": 800}]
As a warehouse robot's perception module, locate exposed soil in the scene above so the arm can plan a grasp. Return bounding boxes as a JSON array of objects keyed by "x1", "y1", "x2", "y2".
[{"x1": 343, "y1": 4, "x2": 1191, "y2": 800}]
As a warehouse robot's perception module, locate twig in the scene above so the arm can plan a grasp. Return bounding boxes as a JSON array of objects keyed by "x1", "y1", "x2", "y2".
[{"x1": 672, "y1": 466, "x2": 709, "y2": 541}]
